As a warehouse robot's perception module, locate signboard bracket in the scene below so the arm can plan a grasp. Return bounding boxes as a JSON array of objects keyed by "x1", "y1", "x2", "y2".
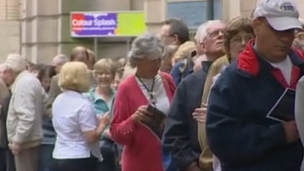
[{"x1": 94, "y1": 38, "x2": 98, "y2": 59}]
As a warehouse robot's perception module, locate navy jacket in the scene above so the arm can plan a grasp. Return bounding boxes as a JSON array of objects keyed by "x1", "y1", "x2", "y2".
[
  {"x1": 163, "y1": 61, "x2": 211, "y2": 171},
  {"x1": 0, "y1": 92, "x2": 12, "y2": 148},
  {"x1": 206, "y1": 41, "x2": 304, "y2": 171},
  {"x1": 170, "y1": 59, "x2": 194, "y2": 86}
]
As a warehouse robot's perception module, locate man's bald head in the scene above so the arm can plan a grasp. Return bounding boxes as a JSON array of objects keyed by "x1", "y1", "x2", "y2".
[
  {"x1": 53, "y1": 54, "x2": 68, "y2": 65},
  {"x1": 52, "y1": 54, "x2": 68, "y2": 74}
]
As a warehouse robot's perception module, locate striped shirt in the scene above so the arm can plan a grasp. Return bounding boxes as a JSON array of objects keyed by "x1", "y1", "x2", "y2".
[{"x1": 41, "y1": 116, "x2": 56, "y2": 144}]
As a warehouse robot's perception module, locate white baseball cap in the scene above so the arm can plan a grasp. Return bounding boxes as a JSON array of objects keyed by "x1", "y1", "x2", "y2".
[{"x1": 253, "y1": 0, "x2": 303, "y2": 31}]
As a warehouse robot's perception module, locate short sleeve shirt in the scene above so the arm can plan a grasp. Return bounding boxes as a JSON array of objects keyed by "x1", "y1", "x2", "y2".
[{"x1": 52, "y1": 90, "x2": 97, "y2": 159}]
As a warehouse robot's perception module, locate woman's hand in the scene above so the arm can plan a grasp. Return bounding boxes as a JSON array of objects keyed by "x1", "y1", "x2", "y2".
[
  {"x1": 95, "y1": 113, "x2": 110, "y2": 138},
  {"x1": 104, "y1": 129, "x2": 113, "y2": 140},
  {"x1": 131, "y1": 105, "x2": 153, "y2": 123},
  {"x1": 98, "y1": 113, "x2": 110, "y2": 127}
]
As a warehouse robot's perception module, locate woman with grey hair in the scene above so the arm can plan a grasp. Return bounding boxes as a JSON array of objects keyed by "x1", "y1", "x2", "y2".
[{"x1": 110, "y1": 33, "x2": 176, "y2": 171}]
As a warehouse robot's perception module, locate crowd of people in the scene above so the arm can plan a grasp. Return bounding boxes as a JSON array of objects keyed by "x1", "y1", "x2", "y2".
[{"x1": 1, "y1": 0, "x2": 304, "y2": 171}]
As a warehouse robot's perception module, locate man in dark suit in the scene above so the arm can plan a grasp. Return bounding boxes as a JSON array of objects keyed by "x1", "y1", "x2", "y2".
[
  {"x1": 0, "y1": 67, "x2": 13, "y2": 171},
  {"x1": 0, "y1": 91, "x2": 14, "y2": 171}
]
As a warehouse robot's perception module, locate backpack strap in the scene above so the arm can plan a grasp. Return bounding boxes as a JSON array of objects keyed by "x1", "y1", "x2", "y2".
[
  {"x1": 293, "y1": 49, "x2": 304, "y2": 78},
  {"x1": 178, "y1": 56, "x2": 192, "y2": 80}
]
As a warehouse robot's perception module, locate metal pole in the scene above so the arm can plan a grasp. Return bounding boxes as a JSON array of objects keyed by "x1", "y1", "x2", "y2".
[
  {"x1": 94, "y1": 38, "x2": 98, "y2": 58},
  {"x1": 126, "y1": 38, "x2": 131, "y2": 53},
  {"x1": 207, "y1": 0, "x2": 214, "y2": 20}
]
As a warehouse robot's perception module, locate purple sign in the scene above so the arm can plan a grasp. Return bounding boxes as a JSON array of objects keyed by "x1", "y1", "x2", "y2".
[{"x1": 71, "y1": 12, "x2": 118, "y2": 37}]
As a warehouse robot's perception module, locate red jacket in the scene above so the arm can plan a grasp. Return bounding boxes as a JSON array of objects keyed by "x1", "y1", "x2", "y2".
[{"x1": 110, "y1": 72, "x2": 176, "y2": 171}]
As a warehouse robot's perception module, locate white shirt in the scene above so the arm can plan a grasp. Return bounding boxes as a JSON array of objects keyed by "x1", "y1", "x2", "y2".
[
  {"x1": 210, "y1": 74, "x2": 223, "y2": 171},
  {"x1": 52, "y1": 90, "x2": 102, "y2": 160},
  {"x1": 135, "y1": 74, "x2": 170, "y2": 115},
  {"x1": 295, "y1": 76, "x2": 304, "y2": 171},
  {"x1": 268, "y1": 56, "x2": 292, "y2": 85}
]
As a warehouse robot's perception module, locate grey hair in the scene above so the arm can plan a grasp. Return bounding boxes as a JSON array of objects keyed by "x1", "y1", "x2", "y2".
[
  {"x1": 4, "y1": 54, "x2": 26, "y2": 73},
  {"x1": 128, "y1": 33, "x2": 165, "y2": 65},
  {"x1": 194, "y1": 20, "x2": 225, "y2": 43},
  {"x1": 299, "y1": 18, "x2": 304, "y2": 28},
  {"x1": 53, "y1": 54, "x2": 68, "y2": 65},
  {"x1": 293, "y1": 32, "x2": 304, "y2": 51},
  {"x1": 0, "y1": 63, "x2": 10, "y2": 72}
]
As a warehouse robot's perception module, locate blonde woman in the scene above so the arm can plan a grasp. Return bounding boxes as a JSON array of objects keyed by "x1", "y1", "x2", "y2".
[
  {"x1": 160, "y1": 45, "x2": 178, "y2": 73},
  {"x1": 84, "y1": 58, "x2": 118, "y2": 171},
  {"x1": 50, "y1": 62, "x2": 109, "y2": 171}
]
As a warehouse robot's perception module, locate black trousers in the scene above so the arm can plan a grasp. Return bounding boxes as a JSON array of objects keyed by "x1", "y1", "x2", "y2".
[
  {"x1": 0, "y1": 148, "x2": 5, "y2": 171},
  {"x1": 50, "y1": 156, "x2": 97, "y2": 171},
  {"x1": 98, "y1": 137, "x2": 118, "y2": 171},
  {"x1": 0, "y1": 147, "x2": 15, "y2": 171}
]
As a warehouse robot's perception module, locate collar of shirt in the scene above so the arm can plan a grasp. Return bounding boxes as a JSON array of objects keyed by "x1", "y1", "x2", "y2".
[
  {"x1": 84, "y1": 87, "x2": 116, "y2": 116},
  {"x1": 63, "y1": 90, "x2": 84, "y2": 98},
  {"x1": 86, "y1": 86, "x2": 115, "y2": 104},
  {"x1": 201, "y1": 61, "x2": 213, "y2": 73},
  {"x1": 11, "y1": 70, "x2": 30, "y2": 91}
]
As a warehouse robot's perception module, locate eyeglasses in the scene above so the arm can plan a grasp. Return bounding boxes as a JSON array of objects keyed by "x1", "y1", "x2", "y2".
[
  {"x1": 230, "y1": 35, "x2": 255, "y2": 44},
  {"x1": 160, "y1": 34, "x2": 174, "y2": 39},
  {"x1": 202, "y1": 29, "x2": 224, "y2": 43},
  {"x1": 207, "y1": 29, "x2": 225, "y2": 38}
]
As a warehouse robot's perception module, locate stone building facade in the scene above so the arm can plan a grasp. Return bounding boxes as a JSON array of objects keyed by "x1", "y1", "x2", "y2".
[{"x1": 0, "y1": 0, "x2": 303, "y2": 63}]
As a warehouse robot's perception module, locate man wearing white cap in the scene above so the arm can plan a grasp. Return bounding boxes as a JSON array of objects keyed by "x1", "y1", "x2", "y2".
[{"x1": 206, "y1": 0, "x2": 304, "y2": 171}]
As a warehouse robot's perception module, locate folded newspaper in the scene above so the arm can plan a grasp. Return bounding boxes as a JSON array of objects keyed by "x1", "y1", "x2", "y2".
[
  {"x1": 266, "y1": 88, "x2": 295, "y2": 122},
  {"x1": 140, "y1": 105, "x2": 167, "y2": 140}
]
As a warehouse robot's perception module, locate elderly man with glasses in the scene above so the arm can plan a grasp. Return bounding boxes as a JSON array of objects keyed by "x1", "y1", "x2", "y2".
[
  {"x1": 206, "y1": 0, "x2": 304, "y2": 171},
  {"x1": 163, "y1": 20, "x2": 225, "y2": 171}
]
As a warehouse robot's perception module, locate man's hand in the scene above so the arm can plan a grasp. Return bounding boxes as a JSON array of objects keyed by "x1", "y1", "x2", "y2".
[
  {"x1": 283, "y1": 121, "x2": 299, "y2": 143},
  {"x1": 192, "y1": 104, "x2": 207, "y2": 123},
  {"x1": 9, "y1": 142, "x2": 21, "y2": 156},
  {"x1": 187, "y1": 162, "x2": 202, "y2": 171}
]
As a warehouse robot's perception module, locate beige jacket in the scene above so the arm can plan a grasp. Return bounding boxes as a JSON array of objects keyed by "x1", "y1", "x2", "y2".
[
  {"x1": 7, "y1": 70, "x2": 48, "y2": 149},
  {"x1": 198, "y1": 56, "x2": 229, "y2": 170}
]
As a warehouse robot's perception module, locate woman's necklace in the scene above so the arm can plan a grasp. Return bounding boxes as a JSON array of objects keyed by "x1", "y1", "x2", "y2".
[{"x1": 136, "y1": 74, "x2": 156, "y2": 105}]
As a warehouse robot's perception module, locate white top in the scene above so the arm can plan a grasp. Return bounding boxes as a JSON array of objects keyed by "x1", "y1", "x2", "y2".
[
  {"x1": 52, "y1": 90, "x2": 102, "y2": 160},
  {"x1": 268, "y1": 56, "x2": 292, "y2": 85},
  {"x1": 295, "y1": 76, "x2": 304, "y2": 171},
  {"x1": 135, "y1": 74, "x2": 170, "y2": 115},
  {"x1": 210, "y1": 73, "x2": 223, "y2": 171}
]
